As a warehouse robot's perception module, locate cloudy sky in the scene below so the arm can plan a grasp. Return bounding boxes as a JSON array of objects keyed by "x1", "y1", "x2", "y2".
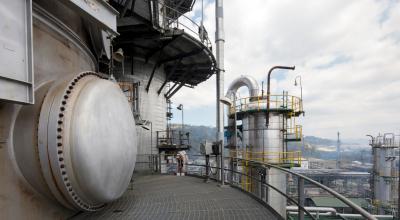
[{"x1": 170, "y1": 0, "x2": 400, "y2": 140}]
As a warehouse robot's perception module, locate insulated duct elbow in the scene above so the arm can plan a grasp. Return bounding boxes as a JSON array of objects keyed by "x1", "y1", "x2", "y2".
[{"x1": 225, "y1": 75, "x2": 259, "y2": 99}]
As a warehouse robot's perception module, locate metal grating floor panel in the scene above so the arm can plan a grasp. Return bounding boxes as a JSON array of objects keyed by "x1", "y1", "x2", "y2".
[{"x1": 74, "y1": 175, "x2": 279, "y2": 220}]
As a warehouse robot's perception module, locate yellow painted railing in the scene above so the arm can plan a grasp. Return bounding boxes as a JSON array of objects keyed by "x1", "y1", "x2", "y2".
[
  {"x1": 229, "y1": 95, "x2": 303, "y2": 115},
  {"x1": 234, "y1": 149, "x2": 302, "y2": 191},
  {"x1": 231, "y1": 149, "x2": 302, "y2": 166},
  {"x1": 287, "y1": 125, "x2": 303, "y2": 140}
]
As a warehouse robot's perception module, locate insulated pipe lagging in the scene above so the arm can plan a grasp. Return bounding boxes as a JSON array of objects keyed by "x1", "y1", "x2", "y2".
[
  {"x1": 225, "y1": 75, "x2": 259, "y2": 99},
  {"x1": 225, "y1": 75, "x2": 259, "y2": 149}
]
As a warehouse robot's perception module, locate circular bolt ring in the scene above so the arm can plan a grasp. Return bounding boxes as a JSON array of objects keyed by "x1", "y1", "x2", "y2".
[{"x1": 55, "y1": 72, "x2": 107, "y2": 211}]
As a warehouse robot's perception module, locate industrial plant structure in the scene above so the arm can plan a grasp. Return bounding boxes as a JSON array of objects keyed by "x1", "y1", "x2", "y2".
[
  {"x1": 224, "y1": 73, "x2": 304, "y2": 217},
  {"x1": 367, "y1": 133, "x2": 399, "y2": 216},
  {"x1": 0, "y1": 0, "x2": 390, "y2": 220},
  {"x1": 0, "y1": 0, "x2": 215, "y2": 218}
]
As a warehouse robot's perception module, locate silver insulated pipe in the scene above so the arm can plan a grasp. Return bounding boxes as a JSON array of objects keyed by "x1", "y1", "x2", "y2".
[
  {"x1": 225, "y1": 75, "x2": 259, "y2": 149},
  {"x1": 226, "y1": 75, "x2": 259, "y2": 99},
  {"x1": 215, "y1": 0, "x2": 225, "y2": 184}
]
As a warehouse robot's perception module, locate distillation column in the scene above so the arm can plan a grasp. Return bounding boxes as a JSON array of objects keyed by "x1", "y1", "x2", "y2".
[
  {"x1": 368, "y1": 133, "x2": 399, "y2": 215},
  {"x1": 225, "y1": 75, "x2": 304, "y2": 218},
  {"x1": 254, "y1": 112, "x2": 286, "y2": 216}
]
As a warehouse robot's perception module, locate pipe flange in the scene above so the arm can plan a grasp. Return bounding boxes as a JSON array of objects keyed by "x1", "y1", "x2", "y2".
[
  {"x1": 54, "y1": 72, "x2": 107, "y2": 211},
  {"x1": 38, "y1": 72, "x2": 136, "y2": 211}
]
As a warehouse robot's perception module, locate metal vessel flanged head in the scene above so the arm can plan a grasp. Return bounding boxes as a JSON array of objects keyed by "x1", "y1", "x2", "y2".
[{"x1": 14, "y1": 72, "x2": 137, "y2": 211}]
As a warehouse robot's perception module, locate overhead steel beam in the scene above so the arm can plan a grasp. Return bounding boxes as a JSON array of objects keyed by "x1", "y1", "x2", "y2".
[
  {"x1": 147, "y1": 48, "x2": 201, "y2": 92},
  {"x1": 158, "y1": 77, "x2": 170, "y2": 95},
  {"x1": 145, "y1": 50, "x2": 163, "y2": 92},
  {"x1": 145, "y1": 61, "x2": 161, "y2": 92},
  {"x1": 165, "y1": 66, "x2": 193, "y2": 99},
  {"x1": 158, "y1": 59, "x2": 181, "y2": 94},
  {"x1": 164, "y1": 66, "x2": 189, "y2": 97},
  {"x1": 165, "y1": 81, "x2": 186, "y2": 99},
  {"x1": 164, "y1": 82, "x2": 179, "y2": 97}
]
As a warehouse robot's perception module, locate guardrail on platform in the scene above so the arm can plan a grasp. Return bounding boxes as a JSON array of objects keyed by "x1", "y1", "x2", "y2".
[
  {"x1": 230, "y1": 95, "x2": 303, "y2": 115},
  {"x1": 135, "y1": 154, "x2": 378, "y2": 220},
  {"x1": 153, "y1": 1, "x2": 213, "y2": 49},
  {"x1": 230, "y1": 150, "x2": 302, "y2": 167}
]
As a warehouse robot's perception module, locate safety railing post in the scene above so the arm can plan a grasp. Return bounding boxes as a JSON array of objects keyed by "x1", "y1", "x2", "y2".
[
  {"x1": 265, "y1": 167, "x2": 269, "y2": 204},
  {"x1": 150, "y1": 155, "x2": 153, "y2": 172},
  {"x1": 260, "y1": 166, "x2": 266, "y2": 200},
  {"x1": 230, "y1": 158, "x2": 234, "y2": 184},
  {"x1": 155, "y1": 154, "x2": 158, "y2": 172},
  {"x1": 158, "y1": 154, "x2": 162, "y2": 173},
  {"x1": 298, "y1": 177, "x2": 305, "y2": 220},
  {"x1": 205, "y1": 155, "x2": 210, "y2": 183},
  {"x1": 150, "y1": 155, "x2": 153, "y2": 173}
]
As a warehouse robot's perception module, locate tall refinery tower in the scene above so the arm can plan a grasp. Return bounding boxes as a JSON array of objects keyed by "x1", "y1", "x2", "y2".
[
  {"x1": 367, "y1": 133, "x2": 399, "y2": 217},
  {"x1": 224, "y1": 70, "x2": 304, "y2": 217}
]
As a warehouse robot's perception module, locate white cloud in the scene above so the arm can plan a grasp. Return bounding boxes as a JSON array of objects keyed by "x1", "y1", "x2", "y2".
[{"x1": 172, "y1": 0, "x2": 400, "y2": 139}]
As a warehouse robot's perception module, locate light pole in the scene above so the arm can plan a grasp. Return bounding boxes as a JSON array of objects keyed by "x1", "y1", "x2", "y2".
[
  {"x1": 177, "y1": 104, "x2": 184, "y2": 145},
  {"x1": 294, "y1": 75, "x2": 303, "y2": 101},
  {"x1": 294, "y1": 75, "x2": 303, "y2": 115}
]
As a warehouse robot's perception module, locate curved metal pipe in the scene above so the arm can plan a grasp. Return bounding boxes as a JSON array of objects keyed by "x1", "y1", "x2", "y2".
[
  {"x1": 225, "y1": 75, "x2": 259, "y2": 99},
  {"x1": 266, "y1": 65, "x2": 295, "y2": 126}
]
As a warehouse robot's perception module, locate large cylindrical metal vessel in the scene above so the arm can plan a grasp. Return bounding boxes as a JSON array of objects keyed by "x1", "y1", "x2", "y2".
[
  {"x1": 226, "y1": 75, "x2": 294, "y2": 219},
  {"x1": 253, "y1": 112, "x2": 284, "y2": 162},
  {"x1": 0, "y1": 2, "x2": 139, "y2": 218},
  {"x1": 254, "y1": 112, "x2": 286, "y2": 217},
  {"x1": 13, "y1": 72, "x2": 137, "y2": 211},
  {"x1": 377, "y1": 147, "x2": 391, "y2": 203},
  {"x1": 242, "y1": 114, "x2": 255, "y2": 150}
]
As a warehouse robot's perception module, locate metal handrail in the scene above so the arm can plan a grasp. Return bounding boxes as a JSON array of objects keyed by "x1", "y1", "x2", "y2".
[
  {"x1": 187, "y1": 162, "x2": 316, "y2": 219},
  {"x1": 232, "y1": 157, "x2": 378, "y2": 220},
  {"x1": 155, "y1": 1, "x2": 213, "y2": 49},
  {"x1": 137, "y1": 154, "x2": 377, "y2": 220},
  {"x1": 230, "y1": 95, "x2": 303, "y2": 115},
  {"x1": 230, "y1": 150, "x2": 302, "y2": 166},
  {"x1": 286, "y1": 125, "x2": 303, "y2": 140}
]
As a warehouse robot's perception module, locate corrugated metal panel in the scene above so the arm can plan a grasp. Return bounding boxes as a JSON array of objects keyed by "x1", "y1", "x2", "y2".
[
  {"x1": 124, "y1": 60, "x2": 167, "y2": 155},
  {"x1": 0, "y1": 0, "x2": 34, "y2": 104}
]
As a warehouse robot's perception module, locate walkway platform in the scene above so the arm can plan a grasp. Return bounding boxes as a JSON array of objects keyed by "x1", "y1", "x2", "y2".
[{"x1": 74, "y1": 175, "x2": 279, "y2": 220}]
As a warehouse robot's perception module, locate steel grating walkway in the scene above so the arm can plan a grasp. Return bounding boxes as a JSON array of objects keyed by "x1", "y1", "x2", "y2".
[{"x1": 74, "y1": 175, "x2": 279, "y2": 220}]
